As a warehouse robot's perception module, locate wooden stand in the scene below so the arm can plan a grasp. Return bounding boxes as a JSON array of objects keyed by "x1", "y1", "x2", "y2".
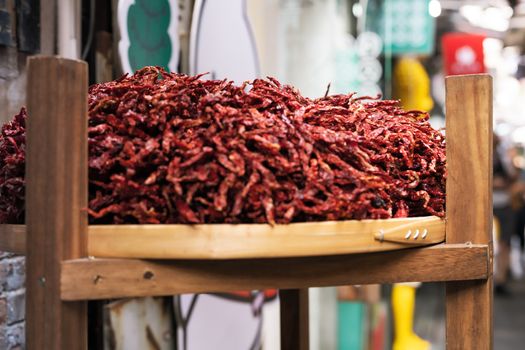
[
  {"x1": 1, "y1": 57, "x2": 493, "y2": 349},
  {"x1": 445, "y1": 75, "x2": 493, "y2": 349}
]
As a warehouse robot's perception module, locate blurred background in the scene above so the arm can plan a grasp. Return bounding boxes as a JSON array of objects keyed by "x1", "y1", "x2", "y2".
[{"x1": 1, "y1": 0, "x2": 525, "y2": 349}]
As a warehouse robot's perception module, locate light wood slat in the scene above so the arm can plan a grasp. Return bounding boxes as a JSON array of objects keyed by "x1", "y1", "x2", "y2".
[
  {"x1": 0, "y1": 216, "x2": 445, "y2": 258},
  {"x1": 445, "y1": 74, "x2": 493, "y2": 350},
  {"x1": 87, "y1": 216, "x2": 444, "y2": 259},
  {"x1": 0, "y1": 225, "x2": 25, "y2": 254},
  {"x1": 61, "y1": 243, "x2": 489, "y2": 301},
  {"x1": 26, "y1": 56, "x2": 88, "y2": 350}
]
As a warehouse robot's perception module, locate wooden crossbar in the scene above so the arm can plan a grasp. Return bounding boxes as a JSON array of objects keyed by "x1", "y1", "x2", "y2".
[{"x1": 60, "y1": 243, "x2": 489, "y2": 301}]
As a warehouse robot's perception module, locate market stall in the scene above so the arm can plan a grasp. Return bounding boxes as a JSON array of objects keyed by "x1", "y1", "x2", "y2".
[{"x1": 0, "y1": 56, "x2": 493, "y2": 350}]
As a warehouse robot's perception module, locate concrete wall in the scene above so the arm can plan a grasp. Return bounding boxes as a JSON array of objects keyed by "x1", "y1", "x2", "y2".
[{"x1": 0, "y1": 42, "x2": 28, "y2": 124}]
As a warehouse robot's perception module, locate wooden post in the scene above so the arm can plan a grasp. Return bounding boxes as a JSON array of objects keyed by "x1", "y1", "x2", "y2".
[
  {"x1": 280, "y1": 289, "x2": 309, "y2": 350},
  {"x1": 26, "y1": 57, "x2": 88, "y2": 349},
  {"x1": 445, "y1": 74, "x2": 493, "y2": 350}
]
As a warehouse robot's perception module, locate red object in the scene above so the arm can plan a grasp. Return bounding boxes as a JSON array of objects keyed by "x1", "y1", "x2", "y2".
[
  {"x1": 442, "y1": 33, "x2": 486, "y2": 76},
  {"x1": 218, "y1": 290, "x2": 278, "y2": 301},
  {"x1": 369, "y1": 303, "x2": 387, "y2": 350}
]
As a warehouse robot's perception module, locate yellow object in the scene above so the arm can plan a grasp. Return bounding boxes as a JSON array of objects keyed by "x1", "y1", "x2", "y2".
[
  {"x1": 392, "y1": 284, "x2": 431, "y2": 350},
  {"x1": 393, "y1": 57, "x2": 434, "y2": 112},
  {"x1": 493, "y1": 216, "x2": 501, "y2": 241}
]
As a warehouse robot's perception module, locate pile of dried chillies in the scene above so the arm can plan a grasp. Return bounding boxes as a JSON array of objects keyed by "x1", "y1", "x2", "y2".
[{"x1": 0, "y1": 67, "x2": 446, "y2": 225}]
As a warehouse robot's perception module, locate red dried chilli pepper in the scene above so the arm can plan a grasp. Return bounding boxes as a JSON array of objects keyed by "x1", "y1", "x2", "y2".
[{"x1": 0, "y1": 67, "x2": 446, "y2": 225}]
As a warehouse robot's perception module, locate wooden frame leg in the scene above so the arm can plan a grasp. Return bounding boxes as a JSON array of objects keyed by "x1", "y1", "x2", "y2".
[
  {"x1": 280, "y1": 289, "x2": 309, "y2": 350},
  {"x1": 25, "y1": 57, "x2": 88, "y2": 349},
  {"x1": 445, "y1": 74, "x2": 493, "y2": 349},
  {"x1": 446, "y1": 278, "x2": 493, "y2": 350}
]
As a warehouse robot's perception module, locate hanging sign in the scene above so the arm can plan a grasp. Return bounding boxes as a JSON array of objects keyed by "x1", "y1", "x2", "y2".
[
  {"x1": 117, "y1": 0, "x2": 180, "y2": 74},
  {"x1": 442, "y1": 33, "x2": 486, "y2": 76},
  {"x1": 366, "y1": 0, "x2": 435, "y2": 55}
]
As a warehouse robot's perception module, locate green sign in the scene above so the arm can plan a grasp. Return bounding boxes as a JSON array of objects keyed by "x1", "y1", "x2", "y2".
[
  {"x1": 367, "y1": 0, "x2": 435, "y2": 55},
  {"x1": 127, "y1": 0, "x2": 172, "y2": 71},
  {"x1": 118, "y1": 0, "x2": 179, "y2": 74}
]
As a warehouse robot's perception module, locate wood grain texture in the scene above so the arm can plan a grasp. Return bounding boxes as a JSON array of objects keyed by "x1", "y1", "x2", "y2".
[
  {"x1": 0, "y1": 225, "x2": 25, "y2": 254},
  {"x1": 88, "y1": 216, "x2": 445, "y2": 259},
  {"x1": 280, "y1": 289, "x2": 309, "y2": 350},
  {"x1": 445, "y1": 74, "x2": 493, "y2": 246},
  {"x1": 445, "y1": 74, "x2": 493, "y2": 350},
  {"x1": 446, "y1": 279, "x2": 493, "y2": 350},
  {"x1": 26, "y1": 56, "x2": 88, "y2": 350},
  {"x1": 0, "y1": 216, "x2": 445, "y2": 258},
  {"x1": 61, "y1": 243, "x2": 489, "y2": 300}
]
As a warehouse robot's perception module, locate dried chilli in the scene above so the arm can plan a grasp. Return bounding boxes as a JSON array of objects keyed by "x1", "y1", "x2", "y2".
[{"x1": 0, "y1": 67, "x2": 446, "y2": 225}]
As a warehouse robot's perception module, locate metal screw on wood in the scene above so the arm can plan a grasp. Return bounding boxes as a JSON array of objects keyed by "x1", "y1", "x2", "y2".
[
  {"x1": 39, "y1": 276, "x2": 46, "y2": 286},
  {"x1": 377, "y1": 229, "x2": 384, "y2": 242}
]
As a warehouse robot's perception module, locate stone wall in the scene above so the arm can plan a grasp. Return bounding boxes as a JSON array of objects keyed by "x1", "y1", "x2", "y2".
[{"x1": 0, "y1": 253, "x2": 25, "y2": 350}]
